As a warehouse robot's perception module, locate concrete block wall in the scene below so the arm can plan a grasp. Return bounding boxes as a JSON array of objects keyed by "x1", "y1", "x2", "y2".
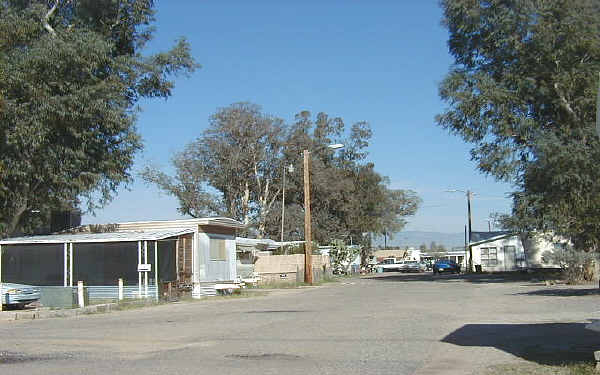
[{"x1": 254, "y1": 254, "x2": 331, "y2": 283}]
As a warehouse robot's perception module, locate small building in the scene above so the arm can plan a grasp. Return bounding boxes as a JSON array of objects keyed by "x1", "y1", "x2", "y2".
[
  {"x1": 0, "y1": 218, "x2": 244, "y2": 302},
  {"x1": 469, "y1": 231, "x2": 566, "y2": 272},
  {"x1": 470, "y1": 231, "x2": 527, "y2": 272}
]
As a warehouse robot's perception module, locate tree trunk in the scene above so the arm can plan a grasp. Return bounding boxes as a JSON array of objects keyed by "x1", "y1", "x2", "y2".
[{"x1": 5, "y1": 201, "x2": 28, "y2": 237}]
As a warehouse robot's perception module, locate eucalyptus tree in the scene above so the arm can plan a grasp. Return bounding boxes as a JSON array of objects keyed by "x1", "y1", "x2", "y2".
[
  {"x1": 437, "y1": 0, "x2": 600, "y2": 250},
  {"x1": 144, "y1": 104, "x2": 421, "y2": 243},
  {"x1": 0, "y1": 0, "x2": 197, "y2": 236},
  {"x1": 142, "y1": 102, "x2": 285, "y2": 237},
  {"x1": 268, "y1": 111, "x2": 421, "y2": 247}
]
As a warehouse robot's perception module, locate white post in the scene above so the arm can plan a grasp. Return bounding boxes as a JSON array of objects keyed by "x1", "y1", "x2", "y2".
[
  {"x1": 63, "y1": 243, "x2": 68, "y2": 287},
  {"x1": 0, "y1": 244, "x2": 3, "y2": 312},
  {"x1": 154, "y1": 241, "x2": 159, "y2": 301},
  {"x1": 138, "y1": 241, "x2": 142, "y2": 299},
  {"x1": 77, "y1": 280, "x2": 85, "y2": 308},
  {"x1": 69, "y1": 243, "x2": 73, "y2": 287},
  {"x1": 118, "y1": 278, "x2": 124, "y2": 301},
  {"x1": 144, "y1": 241, "x2": 149, "y2": 298}
]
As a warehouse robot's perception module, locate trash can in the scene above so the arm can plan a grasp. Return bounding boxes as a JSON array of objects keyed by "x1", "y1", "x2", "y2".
[{"x1": 475, "y1": 265, "x2": 482, "y2": 273}]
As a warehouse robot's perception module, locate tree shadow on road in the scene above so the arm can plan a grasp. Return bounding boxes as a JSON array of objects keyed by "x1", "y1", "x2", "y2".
[
  {"x1": 442, "y1": 323, "x2": 598, "y2": 365},
  {"x1": 515, "y1": 288, "x2": 600, "y2": 297}
]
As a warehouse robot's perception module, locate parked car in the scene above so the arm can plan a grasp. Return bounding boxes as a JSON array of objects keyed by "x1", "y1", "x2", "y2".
[
  {"x1": 1, "y1": 283, "x2": 41, "y2": 309},
  {"x1": 378, "y1": 258, "x2": 404, "y2": 272},
  {"x1": 401, "y1": 260, "x2": 425, "y2": 273},
  {"x1": 433, "y1": 260, "x2": 461, "y2": 274}
]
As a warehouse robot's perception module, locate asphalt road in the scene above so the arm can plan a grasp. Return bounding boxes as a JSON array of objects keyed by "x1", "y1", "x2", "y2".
[{"x1": 1, "y1": 272, "x2": 600, "y2": 375}]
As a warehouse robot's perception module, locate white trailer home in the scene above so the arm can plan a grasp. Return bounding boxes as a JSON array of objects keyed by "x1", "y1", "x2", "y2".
[
  {"x1": 470, "y1": 231, "x2": 527, "y2": 272},
  {"x1": 0, "y1": 217, "x2": 244, "y2": 302}
]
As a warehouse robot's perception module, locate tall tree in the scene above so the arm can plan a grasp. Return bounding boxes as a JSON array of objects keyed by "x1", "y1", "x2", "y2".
[
  {"x1": 142, "y1": 102, "x2": 285, "y2": 237},
  {"x1": 144, "y1": 105, "x2": 421, "y2": 244},
  {"x1": 0, "y1": 0, "x2": 197, "y2": 236},
  {"x1": 266, "y1": 111, "x2": 421, "y2": 248},
  {"x1": 437, "y1": 0, "x2": 600, "y2": 250}
]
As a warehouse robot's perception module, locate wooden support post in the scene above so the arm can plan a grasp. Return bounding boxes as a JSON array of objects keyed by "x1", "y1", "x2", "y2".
[
  {"x1": 303, "y1": 150, "x2": 313, "y2": 284},
  {"x1": 77, "y1": 281, "x2": 85, "y2": 308}
]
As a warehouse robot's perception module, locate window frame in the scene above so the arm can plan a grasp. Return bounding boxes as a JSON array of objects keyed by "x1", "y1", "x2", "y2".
[{"x1": 480, "y1": 247, "x2": 498, "y2": 266}]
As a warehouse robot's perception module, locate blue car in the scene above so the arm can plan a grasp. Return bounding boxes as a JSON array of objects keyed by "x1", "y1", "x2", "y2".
[{"x1": 433, "y1": 260, "x2": 461, "y2": 274}]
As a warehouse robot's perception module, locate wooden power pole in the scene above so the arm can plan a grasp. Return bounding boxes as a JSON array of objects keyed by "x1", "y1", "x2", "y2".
[{"x1": 303, "y1": 150, "x2": 313, "y2": 284}]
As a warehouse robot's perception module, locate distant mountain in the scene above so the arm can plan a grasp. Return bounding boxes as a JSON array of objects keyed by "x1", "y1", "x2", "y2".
[{"x1": 372, "y1": 231, "x2": 465, "y2": 249}]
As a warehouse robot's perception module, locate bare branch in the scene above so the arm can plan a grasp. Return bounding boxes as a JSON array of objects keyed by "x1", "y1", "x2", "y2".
[
  {"x1": 43, "y1": 0, "x2": 60, "y2": 36},
  {"x1": 554, "y1": 82, "x2": 578, "y2": 120}
]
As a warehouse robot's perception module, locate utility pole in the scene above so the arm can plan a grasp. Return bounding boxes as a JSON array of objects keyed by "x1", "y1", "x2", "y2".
[
  {"x1": 467, "y1": 190, "x2": 473, "y2": 272},
  {"x1": 464, "y1": 225, "x2": 468, "y2": 270},
  {"x1": 303, "y1": 150, "x2": 313, "y2": 284},
  {"x1": 384, "y1": 231, "x2": 387, "y2": 249},
  {"x1": 302, "y1": 144, "x2": 343, "y2": 284},
  {"x1": 446, "y1": 189, "x2": 475, "y2": 272}
]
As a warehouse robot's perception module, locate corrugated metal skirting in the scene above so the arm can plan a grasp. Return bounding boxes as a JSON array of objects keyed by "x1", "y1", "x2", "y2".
[
  {"x1": 83, "y1": 286, "x2": 158, "y2": 300},
  {"x1": 198, "y1": 283, "x2": 217, "y2": 296}
]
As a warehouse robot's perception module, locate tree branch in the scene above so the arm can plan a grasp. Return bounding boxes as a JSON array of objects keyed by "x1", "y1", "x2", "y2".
[
  {"x1": 554, "y1": 82, "x2": 578, "y2": 120},
  {"x1": 43, "y1": 0, "x2": 60, "y2": 37}
]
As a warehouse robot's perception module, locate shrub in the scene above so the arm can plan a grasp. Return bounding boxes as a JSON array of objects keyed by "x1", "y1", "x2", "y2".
[{"x1": 542, "y1": 245, "x2": 597, "y2": 284}]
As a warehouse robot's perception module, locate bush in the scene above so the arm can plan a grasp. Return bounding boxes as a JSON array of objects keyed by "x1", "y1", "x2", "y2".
[{"x1": 542, "y1": 246, "x2": 597, "y2": 284}]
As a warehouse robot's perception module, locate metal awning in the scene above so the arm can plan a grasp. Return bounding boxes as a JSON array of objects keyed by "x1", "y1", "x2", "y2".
[{"x1": 0, "y1": 228, "x2": 195, "y2": 245}]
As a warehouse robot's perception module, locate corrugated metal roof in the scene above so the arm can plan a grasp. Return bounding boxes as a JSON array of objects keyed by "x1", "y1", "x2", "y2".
[
  {"x1": 117, "y1": 217, "x2": 245, "y2": 231},
  {"x1": 236, "y1": 237, "x2": 281, "y2": 250},
  {"x1": 470, "y1": 231, "x2": 516, "y2": 246},
  {"x1": 0, "y1": 228, "x2": 194, "y2": 245},
  {"x1": 470, "y1": 231, "x2": 512, "y2": 243}
]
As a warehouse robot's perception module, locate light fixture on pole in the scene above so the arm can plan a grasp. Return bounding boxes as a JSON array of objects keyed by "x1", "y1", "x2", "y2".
[
  {"x1": 446, "y1": 189, "x2": 476, "y2": 272},
  {"x1": 303, "y1": 143, "x2": 344, "y2": 284},
  {"x1": 280, "y1": 163, "x2": 294, "y2": 254}
]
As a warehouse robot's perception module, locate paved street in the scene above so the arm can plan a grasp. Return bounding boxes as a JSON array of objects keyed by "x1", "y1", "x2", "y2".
[{"x1": 1, "y1": 273, "x2": 600, "y2": 375}]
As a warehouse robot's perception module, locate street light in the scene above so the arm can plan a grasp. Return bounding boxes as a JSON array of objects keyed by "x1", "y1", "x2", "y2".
[
  {"x1": 303, "y1": 143, "x2": 344, "y2": 284},
  {"x1": 446, "y1": 189, "x2": 476, "y2": 272},
  {"x1": 280, "y1": 163, "x2": 294, "y2": 254}
]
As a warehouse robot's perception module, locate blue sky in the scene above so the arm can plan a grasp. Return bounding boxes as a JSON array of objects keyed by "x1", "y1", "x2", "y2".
[{"x1": 83, "y1": 1, "x2": 513, "y2": 234}]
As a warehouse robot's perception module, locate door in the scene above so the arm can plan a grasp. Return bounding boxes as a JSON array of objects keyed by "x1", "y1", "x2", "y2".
[{"x1": 503, "y1": 246, "x2": 516, "y2": 271}]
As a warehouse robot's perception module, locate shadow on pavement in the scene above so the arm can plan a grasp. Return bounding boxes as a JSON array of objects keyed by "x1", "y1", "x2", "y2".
[
  {"x1": 442, "y1": 323, "x2": 599, "y2": 365},
  {"x1": 362, "y1": 272, "x2": 537, "y2": 284},
  {"x1": 516, "y1": 288, "x2": 600, "y2": 297}
]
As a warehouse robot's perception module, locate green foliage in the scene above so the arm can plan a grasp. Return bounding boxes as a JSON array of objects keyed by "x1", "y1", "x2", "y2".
[
  {"x1": 0, "y1": 0, "x2": 198, "y2": 236},
  {"x1": 143, "y1": 103, "x2": 421, "y2": 244},
  {"x1": 329, "y1": 239, "x2": 361, "y2": 274},
  {"x1": 142, "y1": 102, "x2": 284, "y2": 237},
  {"x1": 269, "y1": 110, "x2": 421, "y2": 246},
  {"x1": 437, "y1": 0, "x2": 600, "y2": 250}
]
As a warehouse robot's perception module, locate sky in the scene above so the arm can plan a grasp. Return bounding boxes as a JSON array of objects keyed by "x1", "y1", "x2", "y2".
[{"x1": 82, "y1": 1, "x2": 514, "y2": 234}]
